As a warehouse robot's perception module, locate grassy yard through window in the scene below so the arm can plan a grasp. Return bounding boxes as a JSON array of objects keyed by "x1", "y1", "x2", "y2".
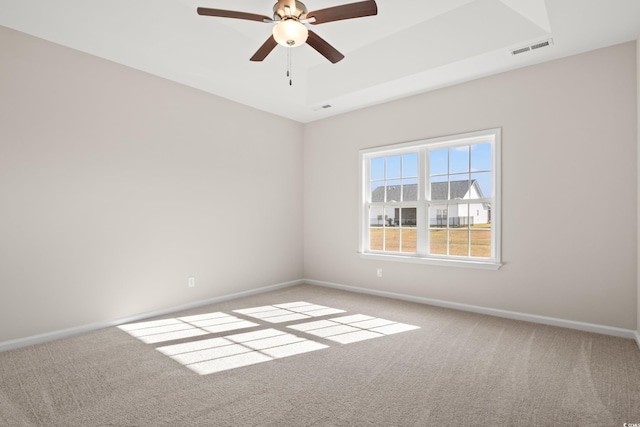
[
  {"x1": 369, "y1": 227, "x2": 417, "y2": 253},
  {"x1": 369, "y1": 225, "x2": 491, "y2": 258}
]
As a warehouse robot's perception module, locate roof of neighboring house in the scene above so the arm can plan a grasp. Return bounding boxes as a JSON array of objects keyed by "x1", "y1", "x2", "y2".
[{"x1": 371, "y1": 180, "x2": 481, "y2": 202}]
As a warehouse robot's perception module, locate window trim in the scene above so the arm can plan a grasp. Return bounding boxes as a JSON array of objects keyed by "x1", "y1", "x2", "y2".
[{"x1": 358, "y1": 128, "x2": 502, "y2": 270}]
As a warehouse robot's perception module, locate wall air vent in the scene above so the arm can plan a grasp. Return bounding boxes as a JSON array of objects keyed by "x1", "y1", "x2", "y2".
[{"x1": 511, "y1": 39, "x2": 553, "y2": 56}]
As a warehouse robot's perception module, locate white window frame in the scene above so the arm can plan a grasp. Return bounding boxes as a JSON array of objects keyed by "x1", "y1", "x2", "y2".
[{"x1": 358, "y1": 128, "x2": 502, "y2": 270}]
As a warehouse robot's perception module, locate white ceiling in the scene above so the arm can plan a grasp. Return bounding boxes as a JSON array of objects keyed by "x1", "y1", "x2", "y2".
[{"x1": 1, "y1": 0, "x2": 639, "y2": 123}]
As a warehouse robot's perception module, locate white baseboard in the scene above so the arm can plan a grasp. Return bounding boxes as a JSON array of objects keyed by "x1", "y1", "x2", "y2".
[
  {"x1": 2, "y1": 278, "x2": 638, "y2": 353},
  {"x1": 0, "y1": 279, "x2": 304, "y2": 353},
  {"x1": 305, "y1": 279, "x2": 638, "y2": 341}
]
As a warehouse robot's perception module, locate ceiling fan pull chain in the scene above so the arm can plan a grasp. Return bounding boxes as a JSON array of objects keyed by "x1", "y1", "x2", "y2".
[{"x1": 288, "y1": 47, "x2": 293, "y2": 86}]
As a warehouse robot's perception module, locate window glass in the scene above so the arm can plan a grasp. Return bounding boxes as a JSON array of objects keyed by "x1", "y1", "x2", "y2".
[
  {"x1": 371, "y1": 157, "x2": 385, "y2": 181},
  {"x1": 402, "y1": 178, "x2": 418, "y2": 202},
  {"x1": 449, "y1": 146, "x2": 469, "y2": 174},
  {"x1": 385, "y1": 180, "x2": 401, "y2": 202},
  {"x1": 471, "y1": 143, "x2": 492, "y2": 171},
  {"x1": 386, "y1": 156, "x2": 401, "y2": 179},
  {"x1": 429, "y1": 149, "x2": 448, "y2": 176},
  {"x1": 370, "y1": 182, "x2": 384, "y2": 202},
  {"x1": 471, "y1": 172, "x2": 492, "y2": 198},
  {"x1": 402, "y1": 153, "x2": 418, "y2": 177}
]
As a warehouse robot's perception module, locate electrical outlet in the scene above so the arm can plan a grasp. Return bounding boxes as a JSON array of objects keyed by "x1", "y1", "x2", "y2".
[
  {"x1": 376, "y1": 268, "x2": 383, "y2": 278},
  {"x1": 188, "y1": 277, "x2": 195, "y2": 287}
]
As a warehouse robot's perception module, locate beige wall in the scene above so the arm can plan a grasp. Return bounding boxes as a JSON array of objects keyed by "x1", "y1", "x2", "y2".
[
  {"x1": 0, "y1": 27, "x2": 304, "y2": 343},
  {"x1": 304, "y1": 42, "x2": 638, "y2": 330}
]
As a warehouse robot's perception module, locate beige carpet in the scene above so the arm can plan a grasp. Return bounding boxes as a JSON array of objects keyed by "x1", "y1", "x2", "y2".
[{"x1": 1, "y1": 284, "x2": 639, "y2": 426}]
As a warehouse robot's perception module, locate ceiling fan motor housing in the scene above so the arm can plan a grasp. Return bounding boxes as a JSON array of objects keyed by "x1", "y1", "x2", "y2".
[{"x1": 273, "y1": 0, "x2": 308, "y2": 20}]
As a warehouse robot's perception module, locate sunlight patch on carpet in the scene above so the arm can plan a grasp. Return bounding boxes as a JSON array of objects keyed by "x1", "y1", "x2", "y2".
[
  {"x1": 288, "y1": 314, "x2": 420, "y2": 344},
  {"x1": 156, "y1": 328, "x2": 328, "y2": 375},
  {"x1": 117, "y1": 312, "x2": 259, "y2": 344},
  {"x1": 233, "y1": 301, "x2": 345, "y2": 323},
  {"x1": 118, "y1": 302, "x2": 419, "y2": 375}
]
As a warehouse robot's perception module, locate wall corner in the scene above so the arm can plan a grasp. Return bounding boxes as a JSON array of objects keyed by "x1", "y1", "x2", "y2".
[{"x1": 636, "y1": 37, "x2": 640, "y2": 341}]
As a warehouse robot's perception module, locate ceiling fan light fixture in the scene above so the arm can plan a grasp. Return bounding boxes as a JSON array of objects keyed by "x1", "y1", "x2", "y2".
[{"x1": 272, "y1": 19, "x2": 308, "y2": 47}]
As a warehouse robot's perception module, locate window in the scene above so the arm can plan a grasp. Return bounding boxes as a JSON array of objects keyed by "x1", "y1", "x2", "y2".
[{"x1": 359, "y1": 129, "x2": 501, "y2": 269}]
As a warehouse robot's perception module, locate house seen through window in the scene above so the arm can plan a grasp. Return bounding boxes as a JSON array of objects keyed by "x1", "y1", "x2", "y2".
[{"x1": 359, "y1": 129, "x2": 501, "y2": 269}]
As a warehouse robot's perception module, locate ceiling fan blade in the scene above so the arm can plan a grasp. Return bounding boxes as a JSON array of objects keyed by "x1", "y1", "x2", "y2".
[
  {"x1": 307, "y1": 0, "x2": 377, "y2": 25},
  {"x1": 250, "y1": 35, "x2": 279, "y2": 61},
  {"x1": 197, "y1": 7, "x2": 271, "y2": 23},
  {"x1": 306, "y1": 30, "x2": 344, "y2": 63}
]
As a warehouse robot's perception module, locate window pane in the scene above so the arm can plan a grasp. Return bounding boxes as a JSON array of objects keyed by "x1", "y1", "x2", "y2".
[
  {"x1": 402, "y1": 153, "x2": 418, "y2": 177},
  {"x1": 402, "y1": 178, "x2": 418, "y2": 201},
  {"x1": 449, "y1": 146, "x2": 469, "y2": 174},
  {"x1": 429, "y1": 229, "x2": 447, "y2": 255},
  {"x1": 448, "y1": 203, "x2": 459, "y2": 228},
  {"x1": 471, "y1": 172, "x2": 492, "y2": 198},
  {"x1": 370, "y1": 206, "x2": 384, "y2": 227},
  {"x1": 386, "y1": 156, "x2": 401, "y2": 179},
  {"x1": 449, "y1": 205, "x2": 469, "y2": 256},
  {"x1": 370, "y1": 182, "x2": 384, "y2": 202},
  {"x1": 449, "y1": 175, "x2": 470, "y2": 200},
  {"x1": 470, "y1": 143, "x2": 492, "y2": 172},
  {"x1": 429, "y1": 204, "x2": 447, "y2": 255},
  {"x1": 369, "y1": 228, "x2": 383, "y2": 251},
  {"x1": 371, "y1": 157, "x2": 384, "y2": 181},
  {"x1": 429, "y1": 149, "x2": 448, "y2": 176},
  {"x1": 400, "y1": 227, "x2": 417, "y2": 253},
  {"x1": 430, "y1": 203, "x2": 448, "y2": 228},
  {"x1": 385, "y1": 228, "x2": 400, "y2": 252},
  {"x1": 468, "y1": 202, "x2": 489, "y2": 226},
  {"x1": 384, "y1": 207, "x2": 397, "y2": 227},
  {"x1": 400, "y1": 207, "x2": 417, "y2": 226},
  {"x1": 385, "y1": 180, "x2": 401, "y2": 202},
  {"x1": 449, "y1": 229, "x2": 469, "y2": 256},
  {"x1": 430, "y1": 175, "x2": 448, "y2": 201},
  {"x1": 450, "y1": 203, "x2": 471, "y2": 227},
  {"x1": 470, "y1": 229, "x2": 491, "y2": 258},
  {"x1": 369, "y1": 206, "x2": 384, "y2": 251}
]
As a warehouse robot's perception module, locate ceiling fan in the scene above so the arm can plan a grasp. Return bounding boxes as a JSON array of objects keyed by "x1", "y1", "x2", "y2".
[{"x1": 197, "y1": 0, "x2": 378, "y2": 63}]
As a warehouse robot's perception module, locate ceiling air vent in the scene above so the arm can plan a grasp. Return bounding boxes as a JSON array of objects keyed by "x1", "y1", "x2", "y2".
[
  {"x1": 312, "y1": 104, "x2": 333, "y2": 112},
  {"x1": 511, "y1": 39, "x2": 553, "y2": 56},
  {"x1": 511, "y1": 46, "x2": 530, "y2": 55},
  {"x1": 530, "y1": 40, "x2": 551, "y2": 50}
]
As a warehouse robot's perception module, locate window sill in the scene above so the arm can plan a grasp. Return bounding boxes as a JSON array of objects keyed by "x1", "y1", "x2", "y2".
[{"x1": 358, "y1": 252, "x2": 502, "y2": 270}]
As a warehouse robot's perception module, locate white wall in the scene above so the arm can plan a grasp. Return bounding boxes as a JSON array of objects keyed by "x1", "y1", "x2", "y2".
[
  {"x1": 637, "y1": 37, "x2": 640, "y2": 338},
  {"x1": 304, "y1": 42, "x2": 637, "y2": 330},
  {"x1": 0, "y1": 27, "x2": 304, "y2": 343},
  {"x1": 1, "y1": 26, "x2": 637, "y2": 346}
]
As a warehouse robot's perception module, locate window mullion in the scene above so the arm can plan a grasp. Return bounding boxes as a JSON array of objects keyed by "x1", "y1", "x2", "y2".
[{"x1": 418, "y1": 149, "x2": 428, "y2": 255}]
